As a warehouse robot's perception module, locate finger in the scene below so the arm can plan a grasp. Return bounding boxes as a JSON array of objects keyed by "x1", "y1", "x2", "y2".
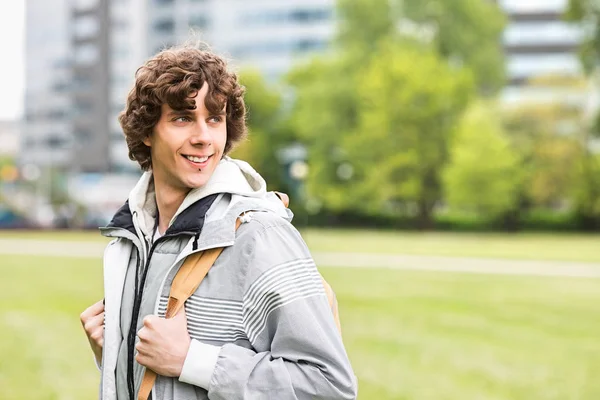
[
  {"x1": 143, "y1": 315, "x2": 157, "y2": 328},
  {"x1": 90, "y1": 328, "x2": 104, "y2": 345},
  {"x1": 84, "y1": 312, "x2": 105, "y2": 332},
  {"x1": 80, "y1": 300, "x2": 105, "y2": 322},
  {"x1": 135, "y1": 352, "x2": 146, "y2": 366},
  {"x1": 87, "y1": 299, "x2": 105, "y2": 314},
  {"x1": 274, "y1": 191, "x2": 289, "y2": 208},
  {"x1": 137, "y1": 327, "x2": 149, "y2": 342}
]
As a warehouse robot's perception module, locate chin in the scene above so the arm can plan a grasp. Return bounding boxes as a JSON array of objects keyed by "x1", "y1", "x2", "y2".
[{"x1": 184, "y1": 177, "x2": 209, "y2": 189}]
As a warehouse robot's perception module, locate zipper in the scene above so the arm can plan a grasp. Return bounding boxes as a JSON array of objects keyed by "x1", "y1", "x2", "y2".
[
  {"x1": 126, "y1": 227, "x2": 198, "y2": 400},
  {"x1": 123, "y1": 210, "x2": 240, "y2": 399}
]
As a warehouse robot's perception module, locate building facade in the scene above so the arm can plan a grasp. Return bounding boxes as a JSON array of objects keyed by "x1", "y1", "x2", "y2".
[
  {"x1": 498, "y1": 0, "x2": 585, "y2": 104},
  {"x1": 23, "y1": 0, "x2": 590, "y2": 173},
  {"x1": 22, "y1": 0, "x2": 72, "y2": 169},
  {"x1": 23, "y1": 0, "x2": 336, "y2": 173}
]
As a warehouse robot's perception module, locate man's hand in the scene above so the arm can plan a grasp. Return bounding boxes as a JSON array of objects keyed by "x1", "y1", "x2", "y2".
[
  {"x1": 80, "y1": 299, "x2": 105, "y2": 366},
  {"x1": 135, "y1": 307, "x2": 191, "y2": 377},
  {"x1": 274, "y1": 191, "x2": 289, "y2": 208}
]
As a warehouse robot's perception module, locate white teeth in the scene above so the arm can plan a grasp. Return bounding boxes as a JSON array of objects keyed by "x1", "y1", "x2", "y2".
[{"x1": 186, "y1": 155, "x2": 209, "y2": 163}]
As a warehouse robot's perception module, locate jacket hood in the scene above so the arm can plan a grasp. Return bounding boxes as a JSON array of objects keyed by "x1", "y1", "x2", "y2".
[{"x1": 103, "y1": 157, "x2": 289, "y2": 240}]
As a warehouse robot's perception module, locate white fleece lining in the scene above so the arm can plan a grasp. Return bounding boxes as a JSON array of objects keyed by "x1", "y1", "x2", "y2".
[
  {"x1": 179, "y1": 339, "x2": 222, "y2": 389},
  {"x1": 127, "y1": 157, "x2": 269, "y2": 236}
]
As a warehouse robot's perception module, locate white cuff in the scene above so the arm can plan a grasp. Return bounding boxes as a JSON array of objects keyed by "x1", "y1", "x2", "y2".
[{"x1": 178, "y1": 339, "x2": 222, "y2": 389}]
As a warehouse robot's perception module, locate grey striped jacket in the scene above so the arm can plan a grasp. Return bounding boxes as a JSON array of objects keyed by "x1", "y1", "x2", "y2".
[{"x1": 98, "y1": 158, "x2": 357, "y2": 400}]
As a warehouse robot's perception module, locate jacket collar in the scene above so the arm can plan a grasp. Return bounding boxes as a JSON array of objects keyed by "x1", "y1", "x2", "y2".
[
  {"x1": 101, "y1": 156, "x2": 291, "y2": 245},
  {"x1": 103, "y1": 194, "x2": 219, "y2": 237}
]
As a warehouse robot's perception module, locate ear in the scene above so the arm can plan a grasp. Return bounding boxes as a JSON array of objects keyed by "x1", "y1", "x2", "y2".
[{"x1": 142, "y1": 135, "x2": 152, "y2": 147}]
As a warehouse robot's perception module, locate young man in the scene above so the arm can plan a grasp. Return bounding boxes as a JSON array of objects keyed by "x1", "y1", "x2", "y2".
[{"x1": 79, "y1": 44, "x2": 357, "y2": 400}]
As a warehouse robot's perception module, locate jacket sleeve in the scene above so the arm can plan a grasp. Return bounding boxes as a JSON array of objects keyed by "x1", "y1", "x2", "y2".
[{"x1": 178, "y1": 216, "x2": 358, "y2": 400}]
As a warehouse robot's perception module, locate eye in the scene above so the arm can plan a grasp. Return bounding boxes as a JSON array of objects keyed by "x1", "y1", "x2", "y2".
[
  {"x1": 208, "y1": 115, "x2": 223, "y2": 124},
  {"x1": 173, "y1": 116, "x2": 191, "y2": 123}
]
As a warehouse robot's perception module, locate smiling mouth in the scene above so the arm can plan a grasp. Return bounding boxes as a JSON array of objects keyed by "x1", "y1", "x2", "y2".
[{"x1": 184, "y1": 154, "x2": 211, "y2": 163}]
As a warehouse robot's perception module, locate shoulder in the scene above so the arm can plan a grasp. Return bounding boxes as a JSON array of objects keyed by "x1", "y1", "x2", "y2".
[
  {"x1": 236, "y1": 210, "x2": 303, "y2": 248},
  {"x1": 231, "y1": 210, "x2": 314, "y2": 289}
]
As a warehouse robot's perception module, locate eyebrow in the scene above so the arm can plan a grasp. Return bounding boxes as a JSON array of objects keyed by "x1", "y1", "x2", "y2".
[{"x1": 166, "y1": 109, "x2": 194, "y2": 118}]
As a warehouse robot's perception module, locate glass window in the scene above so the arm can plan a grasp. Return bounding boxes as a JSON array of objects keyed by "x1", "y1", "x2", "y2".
[
  {"x1": 507, "y1": 53, "x2": 581, "y2": 78},
  {"x1": 74, "y1": 43, "x2": 99, "y2": 66},
  {"x1": 234, "y1": 39, "x2": 328, "y2": 57},
  {"x1": 52, "y1": 80, "x2": 70, "y2": 93},
  {"x1": 504, "y1": 21, "x2": 582, "y2": 46},
  {"x1": 153, "y1": 19, "x2": 175, "y2": 34},
  {"x1": 242, "y1": 7, "x2": 333, "y2": 26},
  {"x1": 189, "y1": 14, "x2": 208, "y2": 29},
  {"x1": 74, "y1": 100, "x2": 94, "y2": 117},
  {"x1": 47, "y1": 135, "x2": 69, "y2": 149},
  {"x1": 47, "y1": 109, "x2": 67, "y2": 120},
  {"x1": 74, "y1": 129, "x2": 93, "y2": 142},
  {"x1": 112, "y1": 17, "x2": 129, "y2": 31},
  {"x1": 73, "y1": 0, "x2": 99, "y2": 11},
  {"x1": 154, "y1": 0, "x2": 174, "y2": 4},
  {"x1": 52, "y1": 58, "x2": 71, "y2": 69},
  {"x1": 289, "y1": 9, "x2": 333, "y2": 23},
  {"x1": 74, "y1": 74, "x2": 92, "y2": 89},
  {"x1": 74, "y1": 15, "x2": 100, "y2": 40},
  {"x1": 499, "y1": 0, "x2": 567, "y2": 13},
  {"x1": 294, "y1": 39, "x2": 327, "y2": 52}
]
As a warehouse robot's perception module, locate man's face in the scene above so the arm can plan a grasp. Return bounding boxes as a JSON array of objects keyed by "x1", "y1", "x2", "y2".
[{"x1": 144, "y1": 82, "x2": 227, "y2": 195}]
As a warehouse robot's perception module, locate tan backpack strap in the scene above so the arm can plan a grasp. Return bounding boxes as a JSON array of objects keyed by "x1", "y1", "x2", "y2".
[
  {"x1": 138, "y1": 370, "x2": 158, "y2": 400},
  {"x1": 138, "y1": 217, "x2": 244, "y2": 400},
  {"x1": 321, "y1": 276, "x2": 342, "y2": 334}
]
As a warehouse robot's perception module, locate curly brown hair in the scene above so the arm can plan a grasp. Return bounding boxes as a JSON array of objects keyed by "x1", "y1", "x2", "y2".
[{"x1": 119, "y1": 44, "x2": 247, "y2": 171}]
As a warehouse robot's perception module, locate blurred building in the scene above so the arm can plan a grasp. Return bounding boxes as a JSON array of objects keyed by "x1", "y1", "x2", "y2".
[
  {"x1": 0, "y1": 121, "x2": 20, "y2": 157},
  {"x1": 22, "y1": 0, "x2": 591, "y2": 175},
  {"x1": 498, "y1": 0, "x2": 586, "y2": 105},
  {"x1": 22, "y1": 0, "x2": 72, "y2": 170},
  {"x1": 71, "y1": 0, "x2": 111, "y2": 172},
  {"x1": 207, "y1": 1, "x2": 334, "y2": 80},
  {"x1": 22, "y1": 0, "x2": 335, "y2": 175}
]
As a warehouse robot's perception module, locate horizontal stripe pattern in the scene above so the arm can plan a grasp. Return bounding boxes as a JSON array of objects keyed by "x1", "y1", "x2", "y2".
[
  {"x1": 243, "y1": 258, "x2": 325, "y2": 343},
  {"x1": 158, "y1": 295, "x2": 247, "y2": 343}
]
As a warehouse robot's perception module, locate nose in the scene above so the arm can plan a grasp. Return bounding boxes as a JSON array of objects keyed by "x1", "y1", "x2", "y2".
[{"x1": 189, "y1": 121, "x2": 212, "y2": 146}]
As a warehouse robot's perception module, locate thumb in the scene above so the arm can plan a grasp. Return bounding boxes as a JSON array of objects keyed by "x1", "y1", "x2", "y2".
[
  {"x1": 173, "y1": 306, "x2": 187, "y2": 323},
  {"x1": 274, "y1": 191, "x2": 290, "y2": 208}
]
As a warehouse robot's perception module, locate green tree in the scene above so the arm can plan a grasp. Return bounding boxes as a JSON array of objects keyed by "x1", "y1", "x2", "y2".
[
  {"x1": 572, "y1": 152, "x2": 600, "y2": 229},
  {"x1": 501, "y1": 76, "x2": 589, "y2": 217},
  {"x1": 443, "y1": 103, "x2": 521, "y2": 219},
  {"x1": 336, "y1": 0, "x2": 506, "y2": 92},
  {"x1": 287, "y1": 0, "x2": 505, "y2": 226},
  {"x1": 290, "y1": 43, "x2": 473, "y2": 227},
  {"x1": 564, "y1": 1, "x2": 600, "y2": 227},
  {"x1": 398, "y1": 0, "x2": 507, "y2": 93},
  {"x1": 336, "y1": 0, "x2": 396, "y2": 54},
  {"x1": 565, "y1": 0, "x2": 600, "y2": 74},
  {"x1": 502, "y1": 103, "x2": 582, "y2": 209}
]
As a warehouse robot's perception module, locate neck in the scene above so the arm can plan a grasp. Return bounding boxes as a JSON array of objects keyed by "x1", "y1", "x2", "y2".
[{"x1": 153, "y1": 177, "x2": 190, "y2": 235}]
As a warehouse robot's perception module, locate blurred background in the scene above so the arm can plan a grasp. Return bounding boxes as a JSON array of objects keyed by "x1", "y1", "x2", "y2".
[{"x1": 1, "y1": 0, "x2": 600, "y2": 399}]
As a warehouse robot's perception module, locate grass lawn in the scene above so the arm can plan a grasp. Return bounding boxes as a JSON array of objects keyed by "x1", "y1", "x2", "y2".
[
  {"x1": 1, "y1": 228, "x2": 600, "y2": 263},
  {"x1": 1, "y1": 254, "x2": 599, "y2": 399}
]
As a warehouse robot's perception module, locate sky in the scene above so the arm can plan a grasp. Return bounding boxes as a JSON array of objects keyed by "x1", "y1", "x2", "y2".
[{"x1": 0, "y1": 1, "x2": 25, "y2": 121}]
